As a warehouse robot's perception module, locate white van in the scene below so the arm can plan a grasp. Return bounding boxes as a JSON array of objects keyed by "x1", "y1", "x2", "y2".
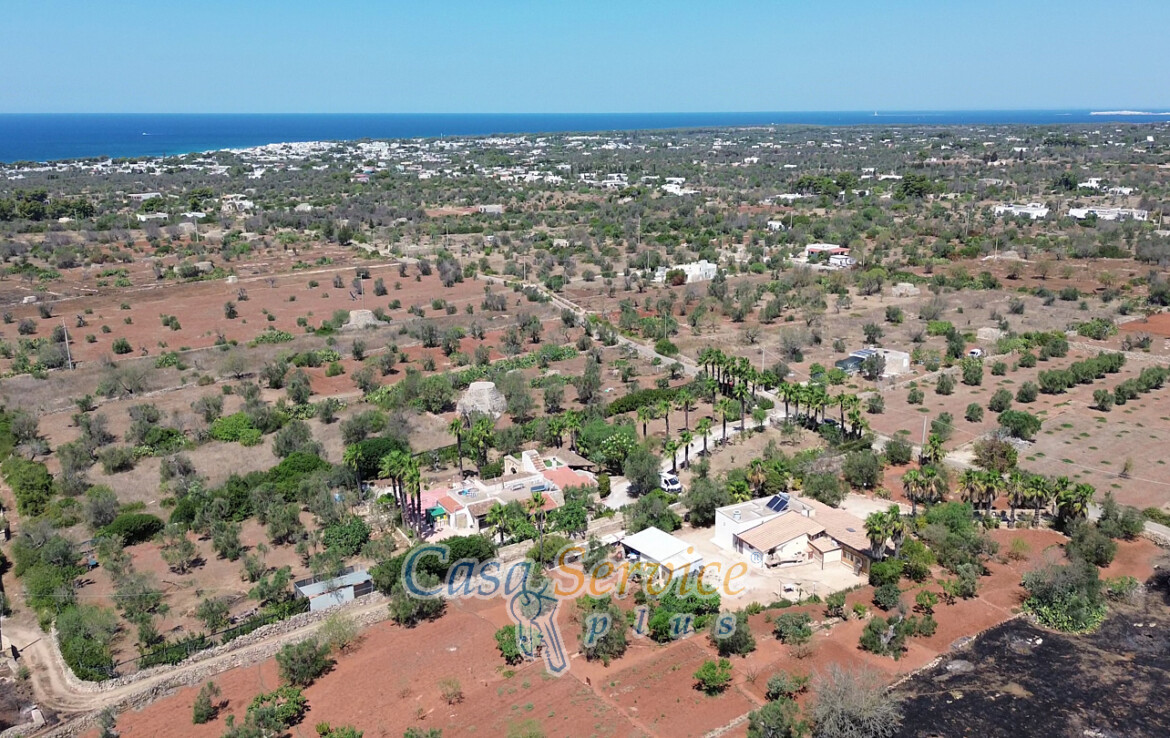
[{"x1": 659, "y1": 472, "x2": 682, "y2": 493}]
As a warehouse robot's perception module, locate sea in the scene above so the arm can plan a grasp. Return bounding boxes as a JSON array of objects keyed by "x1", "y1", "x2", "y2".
[{"x1": 1, "y1": 111, "x2": 1168, "y2": 164}]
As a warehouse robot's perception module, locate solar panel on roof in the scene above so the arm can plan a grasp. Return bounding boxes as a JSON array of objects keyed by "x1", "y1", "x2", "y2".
[{"x1": 766, "y1": 495, "x2": 789, "y2": 513}]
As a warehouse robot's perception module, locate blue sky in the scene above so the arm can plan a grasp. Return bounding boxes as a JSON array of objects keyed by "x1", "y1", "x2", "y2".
[{"x1": 3, "y1": 0, "x2": 1168, "y2": 113}]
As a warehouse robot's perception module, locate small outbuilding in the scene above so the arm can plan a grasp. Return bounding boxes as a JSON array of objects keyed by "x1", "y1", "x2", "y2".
[
  {"x1": 294, "y1": 568, "x2": 374, "y2": 611},
  {"x1": 620, "y1": 527, "x2": 704, "y2": 581}
]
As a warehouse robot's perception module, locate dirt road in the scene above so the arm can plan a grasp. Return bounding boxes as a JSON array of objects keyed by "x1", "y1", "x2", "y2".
[{"x1": 3, "y1": 594, "x2": 391, "y2": 737}]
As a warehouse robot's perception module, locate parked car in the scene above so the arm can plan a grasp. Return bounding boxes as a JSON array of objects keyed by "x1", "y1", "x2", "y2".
[
  {"x1": 659, "y1": 471, "x2": 683, "y2": 493},
  {"x1": 968, "y1": 348, "x2": 985, "y2": 358}
]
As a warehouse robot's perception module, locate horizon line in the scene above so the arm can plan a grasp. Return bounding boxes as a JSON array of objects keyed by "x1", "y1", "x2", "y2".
[{"x1": 2, "y1": 107, "x2": 1170, "y2": 116}]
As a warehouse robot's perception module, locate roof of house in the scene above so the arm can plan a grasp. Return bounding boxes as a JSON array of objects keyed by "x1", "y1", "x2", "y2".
[
  {"x1": 716, "y1": 495, "x2": 790, "y2": 525},
  {"x1": 296, "y1": 569, "x2": 370, "y2": 598},
  {"x1": 736, "y1": 513, "x2": 824, "y2": 553},
  {"x1": 554, "y1": 449, "x2": 596, "y2": 469},
  {"x1": 542, "y1": 466, "x2": 594, "y2": 492},
  {"x1": 466, "y1": 499, "x2": 499, "y2": 518},
  {"x1": 799, "y1": 497, "x2": 871, "y2": 553},
  {"x1": 437, "y1": 495, "x2": 463, "y2": 515},
  {"x1": 809, "y1": 536, "x2": 841, "y2": 553},
  {"x1": 622, "y1": 527, "x2": 692, "y2": 564}
]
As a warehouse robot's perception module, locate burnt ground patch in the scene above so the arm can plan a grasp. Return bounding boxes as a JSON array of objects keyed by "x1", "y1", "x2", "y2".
[{"x1": 896, "y1": 570, "x2": 1170, "y2": 738}]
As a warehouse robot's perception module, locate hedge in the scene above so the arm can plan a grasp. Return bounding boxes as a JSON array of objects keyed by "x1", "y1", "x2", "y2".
[
  {"x1": 2, "y1": 456, "x2": 54, "y2": 517},
  {"x1": 100, "y1": 513, "x2": 165, "y2": 545},
  {"x1": 606, "y1": 387, "x2": 681, "y2": 417}
]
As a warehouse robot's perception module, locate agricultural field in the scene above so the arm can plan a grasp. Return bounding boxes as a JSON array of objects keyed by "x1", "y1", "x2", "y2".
[{"x1": 1, "y1": 122, "x2": 1169, "y2": 737}]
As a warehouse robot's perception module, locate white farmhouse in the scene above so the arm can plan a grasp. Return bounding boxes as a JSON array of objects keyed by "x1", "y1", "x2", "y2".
[
  {"x1": 654, "y1": 259, "x2": 718, "y2": 284},
  {"x1": 1068, "y1": 207, "x2": 1148, "y2": 222},
  {"x1": 994, "y1": 203, "x2": 1049, "y2": 220}
]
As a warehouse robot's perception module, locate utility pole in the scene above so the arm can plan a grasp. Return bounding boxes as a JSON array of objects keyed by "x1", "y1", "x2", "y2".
[{"x1": 61, "y1": 317, "x2": 73, "y2": 370}]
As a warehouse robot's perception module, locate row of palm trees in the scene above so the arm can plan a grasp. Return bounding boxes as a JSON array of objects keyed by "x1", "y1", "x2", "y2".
[
  {"x1": 699, "y1": 346, "x2": 870, "y2": 439},
  {"x1": 958, "y1": 468, "x2": 1095, "y2": 525},
  {"x1": 864, "y1": 506, "x2": 909, "y2": 561},
  {"x1": 376, "y1": 449, "x2": 425, "y2": 537},
  {"x1": 899, "y1": 464, "x2": 1096, "y2": 524}
]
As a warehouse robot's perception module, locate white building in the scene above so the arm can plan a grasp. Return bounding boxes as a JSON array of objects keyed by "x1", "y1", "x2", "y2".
[
  {"x1": 127, "y1": 192, "x2": 161, "y2": 202},
  {"x1": 851, "y1": 348, "x2": 911, "y2": 377},
  {"x1": 714, "y1": 495, "x2": 792, "y2": 551},
  {"x1": 135, "y1": 212, "x2": 168, "y2": 223},
  {"x1": 712, "y1": 495, "x2": 872, "y2": 572},
  {"x1": 654, "y1": 259, "x2": 718, "y2": 284},
  {"x1": 766, "y1": 220, "x2": 787, "y2": 232},
  {"x1": 828, "y1": 254, "x2": 857, "y2": 269},
  {"x1": 478, "y1": 204, "x2": 505, "y2": 215},
  {"x1": 804, "y1": 243, "x2": 849, "y2": 259},
  {"x1": 620, "y1": 527, "x2": 704, "y2": 581},
  {"x1": 1068, "y1": 207, "x2": 1148, "y2": 222},
  {"x1": 994, "y1": 203, "x2": 1049, "y2": 220}
]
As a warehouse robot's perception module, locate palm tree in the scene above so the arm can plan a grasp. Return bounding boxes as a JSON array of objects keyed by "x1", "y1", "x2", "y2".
[
  {"x1": 837, "y1": 393, "x2": 849, "y2": 427},
  {"x1": 676, "y1": 389, "x2": 695, "y2": 430},
  {"x1": 485, "y1": 502, "x2": 509, "y2": 545},
  {"x1": 747, "y1": 459, "x2": 768, "y2": 497},
  {"x1": 379, "y1": 450, "x2": 411, "y2": 531},
  {"x1": 1025, "y1": 474, "x2": 1053, "y2": 522},
  {"x1": 920, "y1": 434, "x2": 945, "y2": 467},
  {"x1": 468, "y1": 415, "x2": 495, "y2": 473},
  {"x1": 448, "y1": 416, "x2": 465, "y2": 475},
  {"x1": 664, "y1": 439, "x2": 680, "y2": 474},
  {"x1": 1006, "y1": 471, "x2": 1027, "y2": 524},
  {"x1": 981, "y1": 471, "x2": 1002, "y2": 517},
  {"x1": 564, "y1": 411, "x2": 582, "y2": 452},
  {"x1": 846, "y1": 405, "x2": 866, "y2": 439},
  {"x1": 405, "y1": 457, "x2": 423, "y2": 535},
  {"x1": 733, "y1": 382, "x2": 750, "y2": 433},
  {"x1": 887, "y1": 506, "x2": 908, "y2": 558},
  {"x1": 808, "y1": 384, "x2": 829, "y2": 425},
  {"x1": 695, "y1": 417, "x2": 713, "y2": 456},
  {"x1": 637, "y1": 405, "x2": 653, "y2": 439},
  {"x1": 342, "y1": 444, "x2": 366, "y2": 489},
  {"x1": 902, "y1": 468, "x2": 924, "y2": 516},
  {"x1": 864, "y1": 510, "x2": 892, "y2": 560},
  {"x1": 716, "y1": 398, "x2": 733, "y2": 445},
  {"x1": 959, "y1": 469, "x2": 984, "y2": 510},
  {"x1": 1057, "y1": 481, "x2": 1095, "y2": 527},
  {"x1": 657, "y1": 400, "x2": 672, "y2": 437},
  {"x1": 843, "y1": 395, "x2": 862, "y2": 437},
  {"x1": 679, "y1": 430, "x2": 694, "y2": 468},
  {"x1": 698, "y1": 375, "x2": 718, "y2": 404},
  {"x1": 698, "y1": 347, "x2": 715, "y2": 379},
  {"x1": 919, "y1": 466, "x2": 948, "y2": 509},
  {"x1": 778, "y1": 382, "x2": 794, "y2": 419},
  {"x1": 547, "y1": 416, "x2": 565, "y2": 448}
]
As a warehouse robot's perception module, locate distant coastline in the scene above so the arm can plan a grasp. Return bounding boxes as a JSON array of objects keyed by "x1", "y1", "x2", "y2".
[
  {"x1": 1, "y1": 110, "x2": 1168, "y2": 164},
  {"x1": 1090, "y1": 110, "x2": 1170, "y2": 116}
]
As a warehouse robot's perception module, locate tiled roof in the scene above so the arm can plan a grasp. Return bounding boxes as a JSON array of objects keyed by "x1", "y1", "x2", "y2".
[{"x1": 736, "y1": 513, "x2": 824, "y2": 552}]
